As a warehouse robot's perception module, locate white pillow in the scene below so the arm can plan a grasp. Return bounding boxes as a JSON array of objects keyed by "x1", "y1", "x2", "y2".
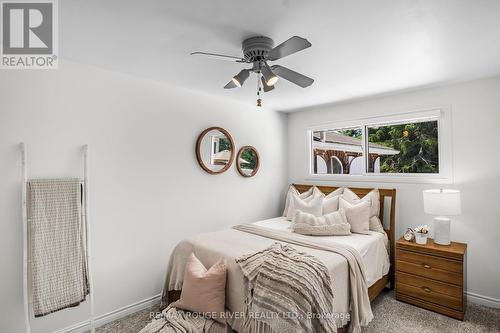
[
  {"x1": 369, "y1": 216, "x2": 385, "y2": 234},
  {"x1": 292, "y1": 210, "x2": 351, "y2": 236},
  {"x1": 339, "y1": 198, "x2": 371, "y2": 235},
  {"x1": 283, "y1": 185, "x2": 314, "y2": 217},
  {"x1": 285, "y1": 187, "x2": 323, "y2": 220},
  {"x1": 288, "y1": 193, "x2": 324, "y2": 220},
  {"x1": 322, "y1": 187, "x2": 344, "y2": 215},
  {"x1": 342, "y1": 188, "x2": 384, "y2": 233}
]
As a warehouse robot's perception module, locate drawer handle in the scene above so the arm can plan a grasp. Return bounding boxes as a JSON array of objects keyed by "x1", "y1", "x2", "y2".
[
  {"x1": 422, "y1": 287, "x2": 432, "y2": 293},
  {"x1": 422, "y1": 264, "x2": 431, "y2": 269}
]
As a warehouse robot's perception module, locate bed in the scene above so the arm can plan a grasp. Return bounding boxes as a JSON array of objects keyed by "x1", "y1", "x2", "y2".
[{"x1": 162, "y1": 185, "x2": 396, "y2": 332}]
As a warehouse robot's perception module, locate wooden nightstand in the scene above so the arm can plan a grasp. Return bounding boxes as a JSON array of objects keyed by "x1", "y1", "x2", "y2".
[{"x1": 395, "y1": 237, "x2": 467, "y2": 320}]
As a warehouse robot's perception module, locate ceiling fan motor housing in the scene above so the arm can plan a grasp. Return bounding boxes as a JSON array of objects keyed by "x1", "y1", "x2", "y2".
[{"x1": 242, "y1": 36, "x2": 274, "y2": 63}]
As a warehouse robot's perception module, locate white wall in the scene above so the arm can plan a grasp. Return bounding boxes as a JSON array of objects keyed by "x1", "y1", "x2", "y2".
[
  {"x1": 287, "y1": 76, "x2": 500, "y2": 307},
  {"x1": 0, "y1": 61, "x2": 288, "y2": 333}
]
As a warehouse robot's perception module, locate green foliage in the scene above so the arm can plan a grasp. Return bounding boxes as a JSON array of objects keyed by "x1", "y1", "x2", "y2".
[
  {"x1": 218, "y1": 138, "x2": 230, "y2": 152},
  {"x1": 368, "y1": 120, "x2": 439, "y2": 173},
  {"x1": 240, "y1": 149, "x2": 257, "y2": 169}
]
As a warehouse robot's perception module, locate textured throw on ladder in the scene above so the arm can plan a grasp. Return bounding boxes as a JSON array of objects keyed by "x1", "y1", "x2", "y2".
[
  {"x1": 236, "y1": 242, "x2": 338, "y2": 333},
  {"x1": 28, "y1": 179, "x2": 88, "y2": 317}
]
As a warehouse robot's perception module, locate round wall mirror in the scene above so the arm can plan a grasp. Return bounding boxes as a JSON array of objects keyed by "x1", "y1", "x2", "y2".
[
  {"x1": 196, "y1": 127, "x2": 235, "y2": 174},
  {"x1": 236, "y1": 146, "x2": 260, "y2": 177}
]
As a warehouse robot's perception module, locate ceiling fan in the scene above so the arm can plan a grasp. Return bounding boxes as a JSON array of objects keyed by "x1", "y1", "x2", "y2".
[{"x1": 191, "y1": 35, "x2": 314, "y2": 106}]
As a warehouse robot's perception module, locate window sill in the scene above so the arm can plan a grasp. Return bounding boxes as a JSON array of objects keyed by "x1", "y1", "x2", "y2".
[{"x1": 306, "y1": 173, "x2": 453, "y2": 185}]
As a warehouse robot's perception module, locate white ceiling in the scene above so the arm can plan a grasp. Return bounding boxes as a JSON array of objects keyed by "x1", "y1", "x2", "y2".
[{"x1": 61, "y1": 0, "x2": 500, "y2": 112}]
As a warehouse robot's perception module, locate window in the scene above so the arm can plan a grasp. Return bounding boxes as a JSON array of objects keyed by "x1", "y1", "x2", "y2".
[
  {"x1": 309, "y1": 109, "x2": 449, "y2": 181},
  {"x1": 312, "y1": 127, "x2": 363, "y2": 175},
  {"x1": 367, "y1": 120, "x2": 439, "y2": 174}
]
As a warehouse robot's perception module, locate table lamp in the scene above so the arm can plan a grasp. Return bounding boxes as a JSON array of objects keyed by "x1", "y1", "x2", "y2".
[{"x1": 423, "y1": 189, "x2": 461, "y2": 245}]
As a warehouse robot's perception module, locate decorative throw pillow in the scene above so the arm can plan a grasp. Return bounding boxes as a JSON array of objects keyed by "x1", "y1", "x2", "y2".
[
  {"x1": 342, "y1": 188, "x2": 385, "y2": 233},
  {"x1": 288, "y1": 193, "x2": 324, "y2": 220},
  {"x1": 339, "y1": 198, "x2": 371, "y2": 235},
  {"x1": 322, "y1": 187, "x2": 344, "y2": 215},
  {"x1": 286, "y1": 186, "x2": 325, "y2": 221},
  {"x1": 283, "y1": 185, "x2": 315, "y2": 217},
  {"x1": 369, "y1": 216, "x2": 386, "y2": 234},
  {"x1": 292, "y1": 210, "x2": 351, "y2": 236},
  {"x1": 173, "y1": 253, "x2": 227, "y2": 323}
]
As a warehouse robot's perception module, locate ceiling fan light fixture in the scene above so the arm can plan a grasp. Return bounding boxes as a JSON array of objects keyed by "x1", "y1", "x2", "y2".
[
  {"x1": 231, "y1": 78, "x2": 240, "y2": 87},
  {"x1": 261, "y1": 62, "x2": 278, "y2": 86},
  {"x1": 232, "y1": 69, "x2": 250, "y2": 87},
  {"x1": 192, "y1": 35, "x2": 314, "y2": 98},
  {"x1": 266, "y1": 75, "x2": 278, "y2": 86}
]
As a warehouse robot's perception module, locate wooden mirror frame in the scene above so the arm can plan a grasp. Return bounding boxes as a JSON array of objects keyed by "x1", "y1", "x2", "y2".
[
  {"x1": 236, "y1": 145, "x2": 260, "y2": 177},
  {"x1": 196, "y1": 126, "x2": 235, "y2": 175}
]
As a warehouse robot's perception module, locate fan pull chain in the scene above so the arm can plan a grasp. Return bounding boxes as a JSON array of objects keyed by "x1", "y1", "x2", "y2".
[{"x1": 257, "y1": 73, "x2": 262, "y2": 107}]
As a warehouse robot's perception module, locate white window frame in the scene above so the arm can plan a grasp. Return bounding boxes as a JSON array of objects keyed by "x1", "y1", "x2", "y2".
[{"x1": 307, "y1": 108, "x2": 453, "y2": 184}]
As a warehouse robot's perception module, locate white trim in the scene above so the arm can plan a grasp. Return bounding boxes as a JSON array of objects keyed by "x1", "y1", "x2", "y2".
[
  {"x1": 54, "y1": 294, "x2": 161, "y2": 333},
  {"x1": 307, "y1": 107, "x2": 454, "y2": 184},
  {"x1": 306, "y1": 174, "x2": 452, "y2": 184},
  {"x1": 466, "y1": 291, "x2": 500, "y2": 309},
  {"x1": 307, "y1": 108, "x2": 442, "y2": 131}
]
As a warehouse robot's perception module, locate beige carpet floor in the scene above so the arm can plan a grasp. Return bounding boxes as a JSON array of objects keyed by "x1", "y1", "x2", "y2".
[{"x1": 91, "y1": 290, "x2": 500, "y2": 333}]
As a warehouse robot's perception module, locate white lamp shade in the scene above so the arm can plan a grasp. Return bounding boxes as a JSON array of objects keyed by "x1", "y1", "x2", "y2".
[{"x1": 423, "y1": 189, "x2": 461, "y2": 215}]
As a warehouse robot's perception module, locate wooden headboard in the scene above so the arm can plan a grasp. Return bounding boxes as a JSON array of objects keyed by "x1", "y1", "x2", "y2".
[{"x1": 293, "y1": 184, "x2": 397, "y2": 287}]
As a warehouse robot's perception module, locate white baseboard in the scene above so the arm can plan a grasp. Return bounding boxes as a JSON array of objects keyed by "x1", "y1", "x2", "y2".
[
  {"x1": 466, "y1": 291, "x2": 500, "y2": 309},
  {"x1": 54, "y1": 294, "x2": 161, "y2": 333}
]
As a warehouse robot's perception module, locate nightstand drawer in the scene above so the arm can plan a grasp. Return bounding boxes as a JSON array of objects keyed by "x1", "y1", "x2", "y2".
[
  {"x1": 397, "y1": 271, "x2": 462, "y2": 300},
  {"x1": 397, "y1": 250, "x2": 462, "y2": 285},
  {"x1": 397, "y1": 278, "x2": 463, "y2": 311}
]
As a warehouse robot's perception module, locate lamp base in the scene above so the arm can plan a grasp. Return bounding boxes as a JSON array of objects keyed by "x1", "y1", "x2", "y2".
[{"x1": 434, "y1": 216, "x2": 451, "y2": 245}]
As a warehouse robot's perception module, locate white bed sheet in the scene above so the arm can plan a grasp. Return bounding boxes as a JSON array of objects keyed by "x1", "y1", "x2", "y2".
[{"x1": 253, "y1": 216, "x2": 390, "y2": 287}]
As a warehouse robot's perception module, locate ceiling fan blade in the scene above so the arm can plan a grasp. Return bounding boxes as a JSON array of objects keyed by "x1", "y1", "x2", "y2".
[
  {"x1": 267, "y1": 36, "x2": 312, "y2": 61},
  {"x1": 261, "y1": 76, "x2": 275, "y2": 92},
  {"x1": 224, "y1": 80, "x2": 238, "y2": 89},
  {"x1": 271, "y1": 65, "x2": 314, "y2": 88},
  {"x1": 191, "y1": 52, "x2": 247, "y2": 63}
]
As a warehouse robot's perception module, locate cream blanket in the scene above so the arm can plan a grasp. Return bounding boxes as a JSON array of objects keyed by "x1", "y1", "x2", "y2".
[{"x1": 161, "y1": 224, "x2": 373, "y2": 332}]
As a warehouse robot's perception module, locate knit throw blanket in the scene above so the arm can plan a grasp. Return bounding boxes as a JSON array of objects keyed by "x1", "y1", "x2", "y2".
[
  {"x1": 138, "y1": 305, "x2": 227, "y2": 333},
  {"x1": 29, "y1": 179, "x2": 88, "y2": 317},
  {"x1": 236, "y1": 243, "x2": 338, "y2": 333}
]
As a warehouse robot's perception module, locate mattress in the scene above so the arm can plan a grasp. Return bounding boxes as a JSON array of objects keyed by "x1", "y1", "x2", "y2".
[
  {"x1": 163, "y1": 216, "x2": 390, "y2": 330},
  {"x1": 253, "y1": 216, "x2": 390, "y2": 287}
]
